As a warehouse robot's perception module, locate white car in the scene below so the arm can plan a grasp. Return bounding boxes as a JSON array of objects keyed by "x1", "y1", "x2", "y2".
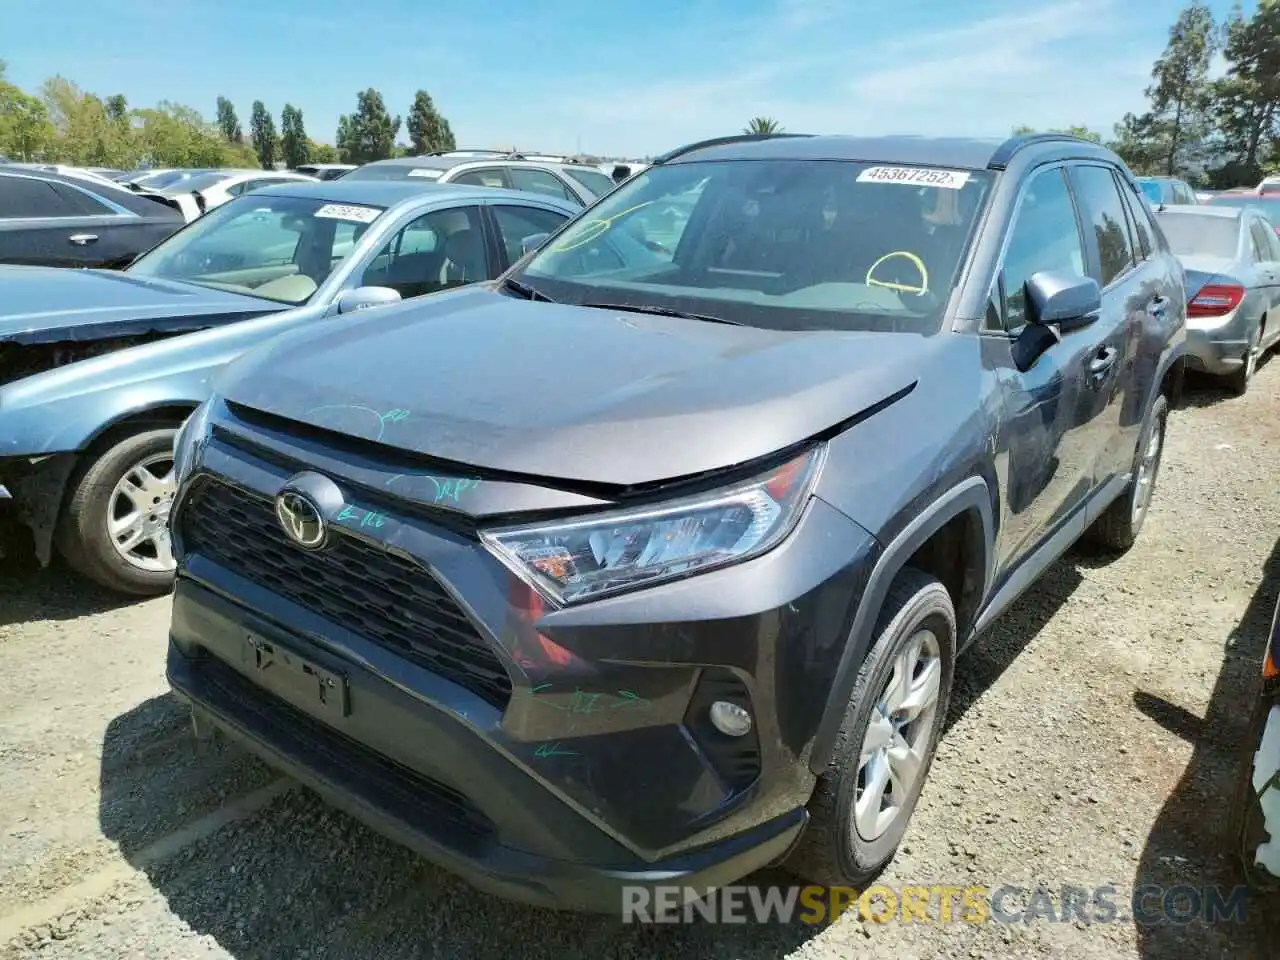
[{"x1": 151, "y1": 169, "x2": 318, "y2": 215}]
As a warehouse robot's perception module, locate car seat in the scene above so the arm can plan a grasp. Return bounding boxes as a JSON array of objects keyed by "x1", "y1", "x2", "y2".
[{"x1": 442, "y1": 228, "x2": 486, "y2": 286}]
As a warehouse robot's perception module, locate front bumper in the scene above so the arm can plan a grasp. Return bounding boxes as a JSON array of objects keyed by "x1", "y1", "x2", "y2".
[
  {"x1": 167, "y1": 426, "x2": 880, "y2": 910},
  {"x1": 1184, "y1": 311, "x2": 1253, "y2": 376}
]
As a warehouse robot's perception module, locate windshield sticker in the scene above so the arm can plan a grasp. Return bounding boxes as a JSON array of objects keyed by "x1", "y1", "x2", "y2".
[
  {"x1": 407, "y1": 169, "x2": 443, "y2": 179},
  {"x1": 857, "y1": 167, "x2": 971, "y2": 189},
  {"x1": 314, "y1": 203, "x2": 382, "y2": 223}
]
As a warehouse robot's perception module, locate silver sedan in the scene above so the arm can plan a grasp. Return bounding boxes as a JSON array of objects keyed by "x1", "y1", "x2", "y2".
[{"x1": 1154, "y1": 203, "x2": 1280, "y2": 394}]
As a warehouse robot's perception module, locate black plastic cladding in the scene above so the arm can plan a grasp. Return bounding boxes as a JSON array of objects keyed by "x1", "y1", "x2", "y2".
[{"x1": 179, "y1": 478, "x2": 513, "y2": 709}]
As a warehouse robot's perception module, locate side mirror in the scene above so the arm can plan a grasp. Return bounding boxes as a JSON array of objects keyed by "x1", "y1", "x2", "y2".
[
  {"x1": 521, "y1": 232, "x2": 551, "y2": 256},
  {"x1": 1026, "y1": 270, "x2": 1101, "y2": 332},
  {"x1": 336, "y1": 286, "x2": 401, "y2": 314}
]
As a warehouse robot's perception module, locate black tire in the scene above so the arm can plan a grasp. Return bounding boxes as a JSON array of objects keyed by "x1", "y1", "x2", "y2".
[
  {"x1": 54, "y1": 427, "x2": 178, "y2": 597},
  {"x1": 1088, "y1": 393, "x2": 1169, "y2": 553},
  {"x1": 784, "y1": 567, "x2": 956, "y2": 887},
  {"x1": 1228, "y1": 325, "x2": 1260, "y2": 396}
]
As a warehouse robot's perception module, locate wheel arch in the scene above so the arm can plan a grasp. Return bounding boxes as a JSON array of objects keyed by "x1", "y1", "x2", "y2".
[{"x1": 808, "y1": 475, "x2": 995, "y2": 775}]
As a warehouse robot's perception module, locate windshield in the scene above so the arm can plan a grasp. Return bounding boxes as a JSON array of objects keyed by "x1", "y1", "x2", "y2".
[
  {"x1": 515, "y1": 159, "x2": 993, "y2": 333},
  {"x1": 1156, "y1": 211, "x2": 1241, "y2": 258},
  {"x1": 169, "y1": 171, "x2": 240, "y2": 193},
  {"x1": 341, "y1": 163, "x2": 442, "y2": 182},
  {"x1": 1137, "y1": 180, "x2": 1164, "y2": 203},
  {"x1": 127, "y1": 194, "x2": 385, "y2": 303},
  {"x1": 133, "y1": 170, "x2": 189, "y2": 189},
  {"x1": 563, "y1": 167, "x2": 616, "y2": 197}
]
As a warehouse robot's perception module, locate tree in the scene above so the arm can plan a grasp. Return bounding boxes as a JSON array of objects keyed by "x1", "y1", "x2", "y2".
[
  {"x1": 250, "y1": 100, "x2": 278, "y2": 169},
  {"x1": 104, "y1": 94, "x2": 128, "y2": 126},
  {"x1": 744, "y1": 117, "x2": 783, "y2": 134},
  {"x1": 216, "y1": 96, "x2": 242, "y2": 144},
  {"x1": 335, "y1": 88, "x2": 400, "y2": 164},
  {"x1": 280, "y1": 103, "x2": 308, "y2": 168},
  {"x1": 1211, "y1": 0, "x2": 1280, "y2": 179},
  {"x1": 307, "y1": 140, "x2": 338, "y2": 163},
  {"x1": 1011, "y1": 123, "x2": 1103, "y2": 142},
  {"x1": 1110, "y1": 112, "x2": 1166, "y2": 174},
  {"x1": 1145, "y1": 2, "x2": 1219, "y2": 176},
  {"x1": 406, "y1": 90, "x2": 455, "y2": 154},
  {"x1": 40, "y1": 76, "x2": 131, "y2": 166}
]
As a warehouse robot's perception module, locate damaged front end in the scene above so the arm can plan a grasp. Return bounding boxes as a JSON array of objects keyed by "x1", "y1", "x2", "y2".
[
  {"x1": 0, "y1": 331, "x2": 187, "y2": 387},
  {"x1": 0, "y1": 453, "x2": 77, "y2": 566}
]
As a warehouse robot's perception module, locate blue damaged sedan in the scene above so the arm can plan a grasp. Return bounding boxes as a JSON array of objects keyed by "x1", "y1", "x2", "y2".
[{"x1": 0, "y1": 180, "x2": 577, "y2": 594}]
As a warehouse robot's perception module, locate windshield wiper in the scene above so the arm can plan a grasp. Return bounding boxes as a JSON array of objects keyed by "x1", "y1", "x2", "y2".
[
  {"x1": 500, "y1": 276, "x2": 555, "y2": 302},
  {"x1": 581, "y1": 302, "x2": 743, "y2": 325}
]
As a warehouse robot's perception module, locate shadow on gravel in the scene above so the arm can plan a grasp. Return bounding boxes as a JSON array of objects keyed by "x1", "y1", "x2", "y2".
[
  {"x1": 99, "y1": 696, "x2": 827, "y2": 960},
  {"x1": 1130, "y1": 534, "x2": 1280, "y2": 960},
  {"x1": 1177, "y1": 360, "x2": 1273, "y2": 410},
  {"x1": 0, "y1": 563, "x2": 149, "y2": 627}
]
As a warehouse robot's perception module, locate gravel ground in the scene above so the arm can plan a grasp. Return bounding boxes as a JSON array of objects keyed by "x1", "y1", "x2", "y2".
[{"x1": 2, "y1": 365, "x2": 1280, "y2": 959}]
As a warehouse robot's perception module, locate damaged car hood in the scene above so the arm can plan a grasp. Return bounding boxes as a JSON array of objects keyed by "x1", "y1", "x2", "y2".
[
  {"x1": 0, "y1": 265, "x2": 282, "y2": 346},
  {"x1": 218, "y1": 287, "x2": 931, "y2": 488}
]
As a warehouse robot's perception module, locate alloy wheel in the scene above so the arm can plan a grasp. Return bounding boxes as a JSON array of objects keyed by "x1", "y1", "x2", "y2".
[{"x1": 107, "y1": 452, "x2": 177, "y2": 573}]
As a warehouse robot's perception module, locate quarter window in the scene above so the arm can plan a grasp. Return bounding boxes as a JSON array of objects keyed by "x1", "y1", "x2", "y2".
[
  {"x1": 451, "y1": 168, "x2": 509, "y2": 189},
  {"x1": 1250, "y1": 220, "x2": 1276, "y2": 263},
  {"x1": 0, "y1": 177, "x2": 81, "y2": 218},
  {"x1": 1070, "y1": 165, "x2": 1137, "y2": 287},
  {"x1": 1118, "y1": 179, "x2": 1155, "y2": 260},
  {"x1": 996, "y1": 167, "x2": 1086, "y2": 331}
]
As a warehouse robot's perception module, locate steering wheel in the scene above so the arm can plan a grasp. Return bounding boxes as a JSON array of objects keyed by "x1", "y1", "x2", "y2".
[{"x1": 865, "y1": 251, "x2": 930, "y2": 297}]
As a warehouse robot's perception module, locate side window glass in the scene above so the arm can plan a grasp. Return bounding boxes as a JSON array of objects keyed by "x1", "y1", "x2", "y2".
[
  {"x1": 452, "y1": 168, "x2": 508, "y2": 189},
  {"x1": 491, "y1": 205, "x2": 569, "y2": 264},
  {"x1": 996, "y1": 167, "x2": 1086, "y2": 331},
  {"x1": 226, "y1": 182, "x2": 246, "y2": 198},
  {"x1": 1069, "y1": 165, "x2": 1137, "y2": 287},
  {"x1": 0, "y1": 178, "x2": 79, "y2": 218},
  {"x1": 360, "y1": 205, "x2": 486, "y2": 299},
  {"x1": 1249, "y1": 220, "x2": 1274, "y2": 262},
  {"x1": 508, "y1": 168, "x2": 575, "y2": 202},
  {"x1": 1117, "y1": 178, "x2": 1153, "y2": 260},
  {"x1": 1264, "y1": 221, "x2": 1280, "y2": 262},
  {"x1": 50, "y1": 183, "x2": 112, "y2": 215}
]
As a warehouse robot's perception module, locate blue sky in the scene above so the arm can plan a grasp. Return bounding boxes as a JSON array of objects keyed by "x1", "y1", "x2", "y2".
[{"x1": 0, "y1": 0, "x2": 1247, "y2": 159}]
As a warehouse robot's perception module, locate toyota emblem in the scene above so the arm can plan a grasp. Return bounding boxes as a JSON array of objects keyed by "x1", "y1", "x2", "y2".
[{"x1": 275, "y1": 489, "x2": 327, "y2": 549}]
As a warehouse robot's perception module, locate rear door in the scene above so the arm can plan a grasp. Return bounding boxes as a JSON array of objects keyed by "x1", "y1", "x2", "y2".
[
  {"x1": 1065, "y1": 162, "x2": 1169, "y2": 497},
  {"x1": 1247, "y1": 215, "x2": 1280, "y2": 318}
]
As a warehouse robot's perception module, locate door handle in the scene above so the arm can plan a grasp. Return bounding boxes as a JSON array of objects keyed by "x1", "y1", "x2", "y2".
[
  {"x1": 1089, "y1": 346, "x2": 1119, "y2": 380},
  {"x1": 68, "y1": 234, "x2": 98, "y2": 245}
]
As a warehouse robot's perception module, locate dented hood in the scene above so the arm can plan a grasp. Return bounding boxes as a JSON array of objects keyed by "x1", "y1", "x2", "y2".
[
  {"x1": 220, "y1": 286, "x2": 928, "y2": 487},
  {"x1": 0, "y1": 265, "x2": 282, "y2": 346}
]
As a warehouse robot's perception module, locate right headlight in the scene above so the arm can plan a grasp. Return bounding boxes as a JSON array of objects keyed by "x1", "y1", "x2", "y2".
[{"x1": 480, "y1": 446, "x2": 824, "y2": 606}]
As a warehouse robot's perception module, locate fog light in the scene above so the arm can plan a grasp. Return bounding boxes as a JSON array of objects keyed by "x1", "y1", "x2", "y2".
[{"x1": 709, "y1": 700, "x2": 752, "y2": 737}]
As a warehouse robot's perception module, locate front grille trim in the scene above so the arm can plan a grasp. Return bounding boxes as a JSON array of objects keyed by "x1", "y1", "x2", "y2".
[{"x1": 179, "y1": 477, "x2": 512, "y2": 709}]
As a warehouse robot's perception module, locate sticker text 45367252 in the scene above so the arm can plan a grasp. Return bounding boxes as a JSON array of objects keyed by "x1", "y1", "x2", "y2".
[{"x1": 856, "y1": 166, "x2": 971, "y2": 190}]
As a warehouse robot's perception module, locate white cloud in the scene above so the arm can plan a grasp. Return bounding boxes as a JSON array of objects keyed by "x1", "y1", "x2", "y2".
[{"x1": 490, "y1": 0, "x2": 1164, "y2": 156}]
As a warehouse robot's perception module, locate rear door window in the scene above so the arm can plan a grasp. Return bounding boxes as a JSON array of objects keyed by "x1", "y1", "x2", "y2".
[{"x1": 0, "y1": 177, "x2": 83, "y2": 218}]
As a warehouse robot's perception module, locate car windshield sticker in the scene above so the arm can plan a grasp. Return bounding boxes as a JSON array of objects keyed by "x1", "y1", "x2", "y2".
[
  {"x1": 408, "y1": 169, "x2": 443, "y2": 179},
  {"x1": 857, "y1": 167, "x2": 971, "y2": 189},
  {"x1": 314, "y1": 203, "x2": 382, "y2": 223}
]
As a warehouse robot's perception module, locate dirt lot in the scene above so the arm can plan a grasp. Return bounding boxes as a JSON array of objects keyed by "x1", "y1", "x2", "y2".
[{"x1": 2, "y1": 365, "x2": 1280, "y2": 960}]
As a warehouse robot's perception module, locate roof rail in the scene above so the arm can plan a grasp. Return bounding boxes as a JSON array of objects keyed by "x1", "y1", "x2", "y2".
[
  {"x1": 987, "y1": 133, "x2": 1104, "y2": 170},
  {"x1": 651, "y1": 132, "x2": 814, "y2": 166}
]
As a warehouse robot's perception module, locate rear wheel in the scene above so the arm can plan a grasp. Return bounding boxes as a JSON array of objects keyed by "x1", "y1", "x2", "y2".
[
  {"x1": 1228, "y1": 324, "x2": 1261, "y2": 396},
  {"x1": 54, "y1": 428, "x2": 178, "y2": 596},
  {"x1": 1088, "y1": 393, "x2": 1169, "y2": 553},
  {"x1": 785, "y1": 567, "x2": 955, "y2": 887}
]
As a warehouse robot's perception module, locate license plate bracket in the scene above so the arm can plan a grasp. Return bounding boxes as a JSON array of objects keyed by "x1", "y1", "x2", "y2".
[{"x1": 242, "y1": 631, "x2": 349, "y2": 718}]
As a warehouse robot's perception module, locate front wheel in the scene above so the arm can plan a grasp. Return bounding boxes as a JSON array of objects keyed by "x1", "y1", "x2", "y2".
[
  {"x1": 785, "y1": 567, "x2": 956, "y2": 887},
  {"x1": 54, "y1": 428, "x2": 179, "y2": 596}
]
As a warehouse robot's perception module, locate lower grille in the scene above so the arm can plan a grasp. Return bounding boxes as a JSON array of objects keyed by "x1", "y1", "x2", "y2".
[{"x1": 180, "y1": 479, "x2": 512, "y2": 709}]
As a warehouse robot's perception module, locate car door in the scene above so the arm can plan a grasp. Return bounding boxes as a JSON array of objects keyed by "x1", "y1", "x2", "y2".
[
  {"x1": 355, "y1": 204, "x2": 488, "y2": 300},
  {"x1": 988, "y1": 163, "x2": 1102, "y2": 572},
  {"x1": 1247, "y1": 215, "x2": 1280, "y2": 316},
  {"x1": 484, "y1": 202, "x2": 573, "y2": 270},
  {"x1": 1256, "y1": 216, "x2": 1280, "y2": 352},
  {"x1": 0, "y1": 174, "x2": 132, "y2": 268},
  {"x1": 1065, "y1": 162, "x2": 1165, "y2": 496}
]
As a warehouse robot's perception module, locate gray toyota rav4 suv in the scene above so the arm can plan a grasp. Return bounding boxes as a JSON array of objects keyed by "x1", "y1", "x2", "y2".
[{"x1": 165, "y1": 132, "x2": 1187, "y2": 911}]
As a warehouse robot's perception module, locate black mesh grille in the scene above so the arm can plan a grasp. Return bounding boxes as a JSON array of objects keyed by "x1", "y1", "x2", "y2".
[{"x1": 180, "y1": 479, "x2": 512, "y2": 709}]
